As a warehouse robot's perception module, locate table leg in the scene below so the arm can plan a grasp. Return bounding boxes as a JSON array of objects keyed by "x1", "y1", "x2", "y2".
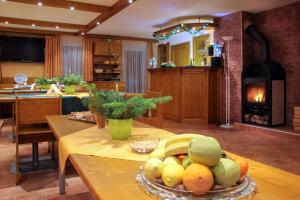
[
  {"x1": 51, "y1": 141, "x2": 55, "y2": 160},
  {"x1": 32, "y1": 143, "x2": 39, "y2": 168},
  {"x1": 59, "y1": 162, "x2": 65, "y2": 194},
  {"x1": 11, "y1": 102, "x2": 16, "y2": 142}
]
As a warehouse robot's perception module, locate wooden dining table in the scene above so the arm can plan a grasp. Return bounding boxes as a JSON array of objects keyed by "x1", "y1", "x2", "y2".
[{"x1": 46, "y1": 115, "x2": 300, "y2": 200}]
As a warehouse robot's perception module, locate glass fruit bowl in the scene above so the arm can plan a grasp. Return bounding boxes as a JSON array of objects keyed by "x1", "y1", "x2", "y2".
[
  {"x1": 128, "y1": 136, "x2": 160, "y2": 154},
  {"x1": 136, "y1": 166, "x2": 256, "y2": 200}
]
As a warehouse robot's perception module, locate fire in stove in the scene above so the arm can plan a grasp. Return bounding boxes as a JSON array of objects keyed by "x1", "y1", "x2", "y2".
[{"x1": 246, "y1": 84, "x2": 266, "y2": 103}]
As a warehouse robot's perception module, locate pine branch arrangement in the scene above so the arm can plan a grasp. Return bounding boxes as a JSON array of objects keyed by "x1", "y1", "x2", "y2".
[{"x1": 82, "y1": 87, "x2": 172, "y2": 120}]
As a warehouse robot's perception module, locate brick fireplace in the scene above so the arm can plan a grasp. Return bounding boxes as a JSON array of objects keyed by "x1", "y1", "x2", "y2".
[
  {"x1": 214, "y1": 2, "x2": 300, "y2": 127},
  {"x1": 242, "y1": 60, "x2": 285, "y2": 126},
  {"x1": 242, "y1": 24, "x2": 286, "y2": 127}
]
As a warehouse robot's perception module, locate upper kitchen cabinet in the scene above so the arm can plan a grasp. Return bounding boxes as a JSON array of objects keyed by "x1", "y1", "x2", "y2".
[
  {"x1": 110, "y1": 40, "x2": 122, "y2": 56},
  {"x1": 94, "y1": 39, "x2": 122, "y2": 56}
]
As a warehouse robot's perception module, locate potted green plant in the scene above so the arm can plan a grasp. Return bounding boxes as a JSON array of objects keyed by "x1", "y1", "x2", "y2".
[
  {"x1": 82, "y1": 84, "x2": 122, "y2": 128},
  {"x1": 63, "y1": 75, "x2": 85, "y2": 94},
  {"x1": 35, "y1": 77, "x2": 56, "y2": 90},
  {"x1": 84, "y1": 88, "x2": 172, "y2": 140}
]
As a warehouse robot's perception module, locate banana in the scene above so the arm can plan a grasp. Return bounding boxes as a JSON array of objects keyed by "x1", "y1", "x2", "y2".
[{"x1": 164, "y1": 134, "x2": 203, "y2": 157}]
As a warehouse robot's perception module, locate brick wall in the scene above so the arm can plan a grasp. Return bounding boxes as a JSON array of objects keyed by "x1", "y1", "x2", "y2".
[{"x1": 214, "y1": 12, "x2": 243, "y2": 123}]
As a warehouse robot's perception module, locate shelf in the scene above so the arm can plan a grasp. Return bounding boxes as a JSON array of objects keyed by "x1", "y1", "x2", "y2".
[
  {"x1": 94, "y1": 72, "x2": 120, "y2": 74},
  {"x1": 94, "y1": 54, "x2": 119, "y2": 57},
  {"x1": 94, "y1": 79, "x2": 121, "y2": 81},
  {"x1": 94, "y1": 63, "x2": 120, "y2": 66}
]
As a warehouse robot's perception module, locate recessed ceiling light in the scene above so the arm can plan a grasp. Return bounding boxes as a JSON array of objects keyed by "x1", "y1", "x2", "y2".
[
  {"x1": 97, "y1": 22, "x2": 100, "y2": 25},
  {"x1": 5, "y1": 21, "x2": 8, "y2": 24},
  {"x1": 32, "y1": 24, "x2": 35, "y2": 27},
  {"x1": 70, "y1": 6, "x2": 75, "y2": 10},
  {"x1": 81, "y1": 32, "x2": 85, "y2": 35},
  {"x1": 128, "y1": 0, "x2": 133, "y2": 3},
  {"x1": 56, "y1": 26, "x2": 59, "y2": 29},
  {"x1": 38, "y1": 2, "x2": 42, "y2": 6}
]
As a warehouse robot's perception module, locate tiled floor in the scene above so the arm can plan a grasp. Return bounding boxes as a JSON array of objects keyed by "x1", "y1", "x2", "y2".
[
  {"x1": 0, "y1": 120, "x2": 92, "y2": 200},
  {"x1": 1, "y1": 119, "x2": 300, "y2": 199}
]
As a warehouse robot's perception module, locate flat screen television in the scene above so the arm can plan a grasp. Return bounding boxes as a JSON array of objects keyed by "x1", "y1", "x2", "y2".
[{"x1": 0, "y1": 36, "x2": 45, "y2": 63}]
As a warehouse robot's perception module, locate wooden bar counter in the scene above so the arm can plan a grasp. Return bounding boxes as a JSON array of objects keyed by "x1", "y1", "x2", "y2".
[{"x1": 148, "y1": 67, "x2": 222, "y2": 124}]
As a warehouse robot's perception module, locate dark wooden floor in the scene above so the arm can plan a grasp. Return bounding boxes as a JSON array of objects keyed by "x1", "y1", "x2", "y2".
[{"x1": 1, "y1": 119, "x2": 300, "y2": 199}]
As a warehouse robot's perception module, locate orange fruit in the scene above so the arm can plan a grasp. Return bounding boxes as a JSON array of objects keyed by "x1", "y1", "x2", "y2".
[
  {"x1": 233, "y1": 157, "x2": 249, "y2": 180},
  {"x1": 177, "y1": 154, "x2": 186, "y2": 162},
  {"x1": 183, "y1": 163, "x2": 214, "y2": 194}
]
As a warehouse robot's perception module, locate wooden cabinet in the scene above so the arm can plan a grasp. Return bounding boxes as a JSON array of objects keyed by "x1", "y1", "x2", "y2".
[
  {"x1": 93, "y1": 39, "x2": 123, "y2": 82},
  {"x1": 94, "y1": 39, "x2": 122, "y2": 56},
  {"x1": 94, "y1": 40, "x2": 111, "y2": 55},
  {"x1": 148, "y1": 67, "x2": 222, "y2": 124},
  {"x1": 162, "y1": 69, "x2": 180, "y2": 121},
  {"x1": 158, "y1": 43, "x2": 170, "y2": 66},
  {"x1": 110, "y1": 40, "x2": 122, "y2": 56},
  {"x1": 95, "y1": 81, "x2": 126, "y2": 92}
]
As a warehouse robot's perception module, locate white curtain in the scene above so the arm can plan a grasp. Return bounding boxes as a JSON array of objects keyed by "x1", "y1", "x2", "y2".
[
  {"x1": 122, "y1": 40, "x2": 148, "y2": 93},
  {"x1": 61, "y1": 36, "x2": 83, "y2": 76}
]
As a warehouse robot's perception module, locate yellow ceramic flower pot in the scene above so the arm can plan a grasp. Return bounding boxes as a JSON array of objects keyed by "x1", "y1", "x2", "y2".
[{"x1": 107, "y1": 118, "x2": 132, "y2": 140}]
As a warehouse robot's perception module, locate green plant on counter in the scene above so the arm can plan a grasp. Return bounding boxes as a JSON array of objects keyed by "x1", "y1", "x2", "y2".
[
  {"x1": 63, "y1": 75, "x2": 85, "y2": 85},
  {"x1": 34, "y1": 77, "x2": 56, "y2": 85},
  {"x1": 51, "y1": 76, "x2": 64, "y2": 83}
]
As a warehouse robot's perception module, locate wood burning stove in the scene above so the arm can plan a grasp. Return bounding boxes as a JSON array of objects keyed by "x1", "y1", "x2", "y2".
[{"x1": 242, "y1": 23, "x2": 286, "y2": 127}]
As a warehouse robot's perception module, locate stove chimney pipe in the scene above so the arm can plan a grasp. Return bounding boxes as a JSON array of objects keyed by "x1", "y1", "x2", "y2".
[{"x1": 244, "y1": 20, "x2": 269, "y2": 60}]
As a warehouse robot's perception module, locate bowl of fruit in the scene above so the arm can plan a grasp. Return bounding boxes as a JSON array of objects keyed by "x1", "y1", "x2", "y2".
[{"x1": 136, "y1": 134, "x2": 256, "y2": 200}]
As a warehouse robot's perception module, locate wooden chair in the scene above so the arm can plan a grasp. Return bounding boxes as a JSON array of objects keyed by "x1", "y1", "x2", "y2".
[
  {"x1": 136, "y1": 91, "x2": 164, "y2": 128},
  {"x1": 15, "y1": 96, "x2": 62, "y2": 184}
]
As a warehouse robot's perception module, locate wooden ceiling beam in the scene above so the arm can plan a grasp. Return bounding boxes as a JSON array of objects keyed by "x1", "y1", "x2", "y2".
[
  {"x1": 6, "y1": 0, "x2": 111, "y2": 13},
  {"x1": 0, "y1": 16, "x2": 85, "y2": 30},
  {"x1": 79, "y1": 0, "x2": 136, "y2": 34},
  {"x1": 0, "y1": 26, "x2": 156, "y2": 42},
  {"x1": 87, "y1": 34, "x2": 157, "y2": 42},
  {"x1": 0, "y1": 25, "x2": 76, "y2": 35}
]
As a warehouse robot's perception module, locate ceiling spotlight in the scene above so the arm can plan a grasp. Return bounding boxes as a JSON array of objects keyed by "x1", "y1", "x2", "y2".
[
  {"x1": 56, "y1": 26, "x2": 59, "y2": 29},
  {"x1": 32, "y1": 24, "x2": 35, "y2": 27},
  {"x1": 81, "y1": 32, "x2": 85, "y2": 35},
  {"x1": 38, "y1": 2, "x2": 42, "y2": 6},
  {"x1": 96, "y1": 22, "x2": 100, "y2": 25},
  {"x1": 128, "y1": 0, "x2": 133, "y2": 3},
  {"x1": 5, "y1": 21, "x2": 8, "y2": 24},
  {"x1": 70, "y1": 6, "x2": 75, "y2": 10},
  {"x1": 1, "y1": 0, "x2": 7, "y2": 2}
]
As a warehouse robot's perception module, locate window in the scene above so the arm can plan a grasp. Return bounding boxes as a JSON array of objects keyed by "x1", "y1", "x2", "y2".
[
  {"x1": 61, "y1": 36, "x2": 83, "y2": 76},
  {"x1": 122, "y1": 41, "x2": 147, "y2": 93}
]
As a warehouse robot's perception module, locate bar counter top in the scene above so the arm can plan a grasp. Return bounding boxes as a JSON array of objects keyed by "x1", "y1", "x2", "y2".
[{"x1": 148, "y1": 66, "x2": 221, "y2": 70}]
